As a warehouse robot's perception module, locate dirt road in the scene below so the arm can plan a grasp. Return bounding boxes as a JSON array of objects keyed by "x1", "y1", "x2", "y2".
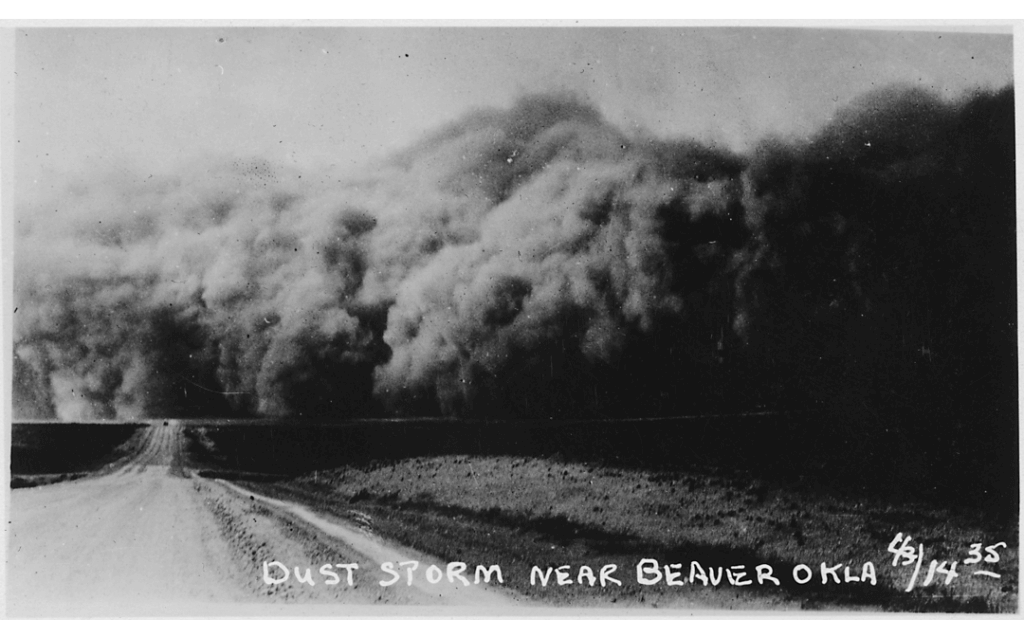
[{"x1": 5, "y1": 423, "x2": 516, "y2": 616}]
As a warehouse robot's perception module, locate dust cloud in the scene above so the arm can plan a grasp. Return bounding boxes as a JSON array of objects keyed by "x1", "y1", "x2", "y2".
[{"x1": 13, "y1": 87, "x2": 1015, "y2": 428}]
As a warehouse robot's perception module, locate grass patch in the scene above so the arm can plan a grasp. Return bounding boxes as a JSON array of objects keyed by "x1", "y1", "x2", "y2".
[
  {"x1": 10, "y1": 473, "x2": 90, "y2": 489},
  {"x1": 234, "y1": 455, "x2": 1017, "y2": 612},
  {"x1": 195, "y1": 469, "x2": 293, "y2": 482},
  {"x1": 10, "y1": 422, "x2": 146, "y2": 487},
  {"x1": 180, "y1": 423, "x2": 1017, "y2": 612}
]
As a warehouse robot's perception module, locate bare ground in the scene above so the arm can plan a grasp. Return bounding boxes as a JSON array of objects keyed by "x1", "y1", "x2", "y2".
[
  {"x1": 5, "y1": 424, "x2": 518, "y2": 616},
  {"x1": 232, "y1": 453, "x2": 1018, "y2": 612},
  {"x1": 5, "y1": 423, "x2": 1018, "y2": 615}
]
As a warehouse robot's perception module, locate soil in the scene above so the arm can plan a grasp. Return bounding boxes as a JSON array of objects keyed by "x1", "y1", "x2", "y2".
[{"x1": 6, "y1": 422, "x2": 1018, "y2": 615}]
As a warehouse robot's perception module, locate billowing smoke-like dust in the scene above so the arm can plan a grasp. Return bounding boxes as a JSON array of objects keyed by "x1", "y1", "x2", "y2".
[
  {"x1": 733, "y1": 85, "x2": 1016, "y2": 416},
  {"x1": 13, "y1": 87, "x2": 1015, "y2": 423}
]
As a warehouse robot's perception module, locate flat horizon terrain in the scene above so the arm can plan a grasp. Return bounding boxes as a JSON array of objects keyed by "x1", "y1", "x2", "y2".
[{"x1": 7, "y1": 420, "x2": 1018, "y2": 614}]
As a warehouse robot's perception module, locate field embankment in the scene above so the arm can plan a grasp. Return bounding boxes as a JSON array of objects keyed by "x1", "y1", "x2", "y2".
[{"x1": 184, "y1": 420, "x2": 1019, "y2": 612}]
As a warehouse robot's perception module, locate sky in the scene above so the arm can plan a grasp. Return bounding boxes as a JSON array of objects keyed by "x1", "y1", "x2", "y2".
[
  {"x1": 13, "y1": 26, "x2": 1014, "y2": 197},
  {"x1": 7, "y1": 24, "x2": 1016, "y2": 421}
]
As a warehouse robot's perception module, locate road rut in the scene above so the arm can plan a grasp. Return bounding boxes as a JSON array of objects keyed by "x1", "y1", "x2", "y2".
[{"x1": 6, "y1": 423, "x2": 517, "y2": 616}]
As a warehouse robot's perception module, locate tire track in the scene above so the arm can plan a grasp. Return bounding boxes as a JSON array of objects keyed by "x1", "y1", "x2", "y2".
[{"x1": 213, "y1": 479, "x2": 518, "y2": 607}]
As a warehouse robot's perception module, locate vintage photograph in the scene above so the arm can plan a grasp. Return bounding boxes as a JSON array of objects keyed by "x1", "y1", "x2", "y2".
[{"x1": 3, "y1": 24, "x2": 1018, "y2": 616}]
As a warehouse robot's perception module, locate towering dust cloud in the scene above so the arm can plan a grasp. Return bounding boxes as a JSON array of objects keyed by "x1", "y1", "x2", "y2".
[{"x1": 13, "y1": 88, "x2": 1016, "y2": 432}]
